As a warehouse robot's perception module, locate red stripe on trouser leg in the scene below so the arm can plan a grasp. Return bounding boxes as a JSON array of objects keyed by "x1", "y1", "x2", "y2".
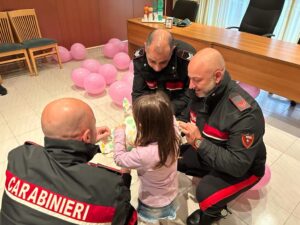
[
  {"x1": 199, "y1": 175, "x2": 260, "y2": 211},
  {"x1": 128, "y1": 210, "x2": 138, "y2": 225}
]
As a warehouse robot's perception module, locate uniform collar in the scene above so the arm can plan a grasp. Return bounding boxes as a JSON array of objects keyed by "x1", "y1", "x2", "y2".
[
  {"x1": 44, "y1": 137, "x2": 100, "y2": 166},
  {"x1": 207, "y1": 71, "x2": 231, "y2": 102}
]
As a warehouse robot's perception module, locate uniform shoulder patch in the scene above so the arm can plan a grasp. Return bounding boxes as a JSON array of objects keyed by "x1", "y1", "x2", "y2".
[
  {"x1": 177, "y1": 49, "x2": 193, "y2": 61},
  {"x1": 241, "y1": 133, "x2": 254, "y2": 149},
  {"x1": 229, "y1": 93, "x2": 251, "y2": 111},
  {"x1": 133, "y1": 48, "x2": 145, "y2": 59}
]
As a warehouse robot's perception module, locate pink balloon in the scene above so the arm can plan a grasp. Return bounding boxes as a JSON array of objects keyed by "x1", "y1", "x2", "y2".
[
  {"x1": 53, "y1": 46, "x2": 72, "y2": 63},
  {"x1": 108, "y1": 38, "x2": 122, "y2": 45},
  {"x1": 108, "y1": 38, "x2": 124, "y2": 52},
  {"x1": 84, "y1": 73, "x2": 106, "y2": 95},
  {"x1": 121, "y1": 72, "x2": 134, "y2": 88},
  {"x1": 129, "y1": 60, "x2": 134, "y2": 72},
  {"x1": 113, "y1": 52, "x2": 131, "y2": 70},
  {"x1": 70, "y1": 43, "x2": 87, "y2": 60},
  {"x1": 108, "y1": 81, "x2": 132, "y2": 107},
  {"x1": 251, "y1": 165, "x2": 271, "y2": 190},
  {"x1": 98, "y1": 64, "x2": 118, "y2": 85},
  {"x1": 239, "y1": 82, "x2": 260, "y2": 98},
  {"x1": 103, "y1": 43, "x2": 119, "y2": 58},
  {"x1": 81, "y1": 59, "x2": 101, "y2": 73},
  {"x1": 71, "y1": 68, "x2": 90, "y2": 88},
  {"x1": 117, "y1": 41, "x2": 128, "y2": 52},
  {"x1": 117, "y1": 42, "x2": 125, "y2": 52}
]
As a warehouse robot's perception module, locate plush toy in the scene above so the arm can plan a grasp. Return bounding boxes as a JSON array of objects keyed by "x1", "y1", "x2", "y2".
[{"x1": 99, "y1": 98, "x2": 137, "y2": 154}]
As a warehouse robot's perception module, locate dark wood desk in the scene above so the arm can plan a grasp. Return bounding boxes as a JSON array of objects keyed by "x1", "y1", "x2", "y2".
[{"x1": 127, "y1": 18, "x2": 300, "y2": 102}]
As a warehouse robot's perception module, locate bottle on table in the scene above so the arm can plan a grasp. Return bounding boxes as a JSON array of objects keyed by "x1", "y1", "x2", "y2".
[
  {"x1": 157, "y1": 0, "x2": 163, "y2": 21},
  {"x1": 144, "y1": 5, "x2": 149, "y2": 21},
  {"x1": 152, "y1": 0, "x2": 158, "y2": 21},
  {"x1": 148, "y1": 6, "x2": 153, "y2": 21}
]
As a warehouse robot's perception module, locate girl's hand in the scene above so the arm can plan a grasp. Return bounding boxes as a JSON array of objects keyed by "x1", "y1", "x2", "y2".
[{"x1": 96, "y1": 126, "x2": 111, "y2": 142}]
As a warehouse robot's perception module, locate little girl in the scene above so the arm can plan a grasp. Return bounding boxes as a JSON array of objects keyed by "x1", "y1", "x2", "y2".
[{"x1": 113, "y1": 92, "x2": 182, "y2": 224}]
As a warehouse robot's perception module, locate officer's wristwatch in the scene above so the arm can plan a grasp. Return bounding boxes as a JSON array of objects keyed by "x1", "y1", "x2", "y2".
[{"x1": 194, "y1": 138, "x2": 202, "y2": 149}]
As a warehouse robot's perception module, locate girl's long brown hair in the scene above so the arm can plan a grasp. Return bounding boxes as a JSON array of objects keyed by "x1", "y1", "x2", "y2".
[{"x1": 133, "y1": 92, "x2": 180, "y2": 168}]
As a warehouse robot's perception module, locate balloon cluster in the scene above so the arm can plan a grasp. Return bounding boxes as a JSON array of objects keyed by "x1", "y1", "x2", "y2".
[
  {"x1": 102, "y1": 38, "x2": 131, "y2": 70},
  {"x1": 70, "y1": 38, "x2": 133, "y2": 100},
  {"x1": 54, "y1": 43, "x2": 87, "y2": 63},
  {"x1": 103, "y1": 38, "x2": 128, "y2": 58}
]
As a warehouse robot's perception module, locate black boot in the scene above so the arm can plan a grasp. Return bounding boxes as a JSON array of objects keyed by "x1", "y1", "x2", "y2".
[
  {"x1": 187, "y1": 208, "x2": 231, "y2": 225},
  {"x1": 186, "y1": 209, "x2": 202, "y2": 225},
  {"x1": 0, "y1": 85, "x2": 7, "y2": 96}
]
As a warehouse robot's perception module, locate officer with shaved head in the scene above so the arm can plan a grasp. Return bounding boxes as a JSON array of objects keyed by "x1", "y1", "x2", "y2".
[
  {"x1": 178, "y1": 48, "x2": 266, "y2": 225},
  {"x1": 0, "y1": 98, "x2": 137, "y2": 225}
]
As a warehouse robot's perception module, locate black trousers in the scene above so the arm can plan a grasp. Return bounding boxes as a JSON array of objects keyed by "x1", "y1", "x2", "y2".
[{"x1": 178, "y1": 144, "x2": 261, "y2": 215}]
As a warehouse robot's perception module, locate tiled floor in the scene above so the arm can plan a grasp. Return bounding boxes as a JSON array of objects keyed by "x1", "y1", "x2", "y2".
[{"x1": 0, "y1": 47, "x2": 300, "y2": 225}]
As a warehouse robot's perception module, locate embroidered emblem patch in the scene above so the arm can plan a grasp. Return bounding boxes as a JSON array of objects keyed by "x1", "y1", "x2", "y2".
[
  {"x1": 133, "y1": 48, "x2": 144, "y2": 59},
  {"x1": 180, "y1": 50, "x2": 193, "y2": 60},
  {"x1": 241, "y1": 133, "x2": 254, "y2": 149}
]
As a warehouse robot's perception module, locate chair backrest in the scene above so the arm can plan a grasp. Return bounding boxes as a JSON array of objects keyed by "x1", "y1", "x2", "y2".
[
  {"x1": 239, "y1": 0, "x2": 285, "y2": 35},
  {"x1": 0, "y1": 12, "x2": 15, "y2": 44},
  {"x1": 8, "y1": 9, "x2": 42, "y2": 42},
  {"x1": 172, "y1": 0, "x2": 199, "y2": 22}
]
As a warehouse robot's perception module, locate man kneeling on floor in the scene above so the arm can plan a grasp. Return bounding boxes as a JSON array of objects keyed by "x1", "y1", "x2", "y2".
[
  {"x1": 177, "y1": 48, "x2": 266, "y2": 225},
  {"x1": 0, "y1": 98, "x2": 137, "y2": 225}
]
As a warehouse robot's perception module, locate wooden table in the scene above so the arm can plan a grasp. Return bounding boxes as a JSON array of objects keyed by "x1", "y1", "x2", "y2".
[{"x1": 127, "y1": 18, "x2": 300, "y2": 102}]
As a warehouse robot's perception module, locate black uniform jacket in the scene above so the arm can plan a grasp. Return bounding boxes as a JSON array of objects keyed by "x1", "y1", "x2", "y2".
[
  {"x1": 179, "y1": 72, "x2": 266, "y2": 178},
  {"x1": 132, "y1": 47, "x2": 193, "y2": 116},
  {"x1": 0, "y1": 137, "x2": 137, "y2": 225}
]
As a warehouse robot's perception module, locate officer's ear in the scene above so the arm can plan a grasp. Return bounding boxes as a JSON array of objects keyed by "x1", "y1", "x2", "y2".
[
  {"x1": 215, "y1": 68, "x2": 224, "y2": 85},
  {"x1": 81, "y1": 129, "x2": 92, "y2": 144},
  {"x1": 170, "y1": 45, "x2": 176, "y2": 55}
]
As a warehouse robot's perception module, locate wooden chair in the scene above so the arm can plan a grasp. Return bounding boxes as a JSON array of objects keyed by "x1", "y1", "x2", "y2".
[
  {"x1": 0, "y1": 11, "x2": 33, "y2": 75},
  {"x1": 8, "y1": 9, "x2": 62, "y2": 75}
]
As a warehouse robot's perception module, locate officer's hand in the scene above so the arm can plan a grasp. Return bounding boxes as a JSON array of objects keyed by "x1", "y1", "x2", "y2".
[
  {"x1": 183, "y1": 123, "x2": 202, "y2": 146},
  {"x1": 96, "y1": 126, "x2": 111, "y2": 142},
  {"x1": 178, "y1": 121, "x2": 189, "y2": 134}
]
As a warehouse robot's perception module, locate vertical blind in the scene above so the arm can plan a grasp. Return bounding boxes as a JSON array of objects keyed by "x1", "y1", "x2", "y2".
[{"x1": 194, "y1": 0, "x2": 300, "y2": 43}]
